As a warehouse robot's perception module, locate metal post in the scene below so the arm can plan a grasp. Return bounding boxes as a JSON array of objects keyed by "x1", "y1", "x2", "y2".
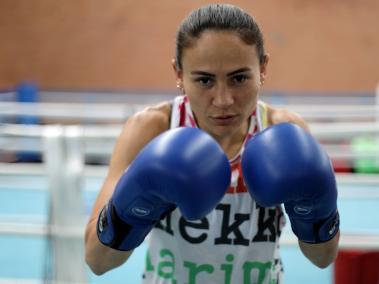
[{"x1": 43, "y1": 125, "x2": 88, "y2": 284}]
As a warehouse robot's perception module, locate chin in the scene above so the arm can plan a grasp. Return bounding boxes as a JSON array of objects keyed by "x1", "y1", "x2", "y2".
[{"x1": 210, "y1": 125, "x2": 239, "y2": 137}]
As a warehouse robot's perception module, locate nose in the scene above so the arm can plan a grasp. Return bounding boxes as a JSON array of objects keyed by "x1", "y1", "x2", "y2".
[{"x1": 212, "y1": 85, "x2": 234, "y2": 109}]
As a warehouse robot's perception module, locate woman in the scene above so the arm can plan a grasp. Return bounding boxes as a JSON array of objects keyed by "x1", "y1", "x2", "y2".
[{"x1": 85, "y1": 4, "x2": 339, "y2": 283}]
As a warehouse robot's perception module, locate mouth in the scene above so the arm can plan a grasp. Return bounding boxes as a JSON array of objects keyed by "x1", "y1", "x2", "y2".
[{"x1": 209, "y1": 114, "x2": 239, "y2": 125}]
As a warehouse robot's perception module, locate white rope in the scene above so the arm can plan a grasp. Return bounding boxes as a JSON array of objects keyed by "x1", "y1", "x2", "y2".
[
  {"x1": 0, "y1": 102, "x2": 147, "y2": 120},
  {"x1": 0, "y1": 279, "x2": 41, "y2": 284},
  {"x1": 0, "y1": 163, "x2": 106, "y2": 177},
  {"x1": 2, "y1": 123, "x2": 379, "y2": 163},
  {"x1": 0, "y1": 163, "x2": 379, "y2": 195},
  {"x1": 0, "y1": 221, "x2": 377, "y2": 249},
  {"x1": 0, "y1": 101, "x2": 364, "y2": 112},
  {"x1": 280, "y1": 232, "x2": 379, "y2": 249},
  {"x1": 3, "y1": 121, "x2": 379, "y2": 139},
  {"x1": 0, "y1": 123, "x2": 123, "y2": 138},
  {"x1": 287, "y1": 104, "x2": 379, "y2": 120},
  {"x1": 6, "y1": 136, "x2": 378, "y2": 160},
  {"x1": 0, "y1": 222, "x2": 84, "y2": 238},
  {"x1": 310, "y1": 122, "x2": 379, "y2": 138},
  {"x1": 0, "y1": 279, "x2": 89, "y2": 284},
  {"x1": 1, "y1": 101, "x2": 378, "y2": 120}
]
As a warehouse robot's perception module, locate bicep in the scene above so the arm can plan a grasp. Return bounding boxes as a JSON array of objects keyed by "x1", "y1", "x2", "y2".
[{"x1": 89, "y1": 108, "x2": 170, "y2": 221}]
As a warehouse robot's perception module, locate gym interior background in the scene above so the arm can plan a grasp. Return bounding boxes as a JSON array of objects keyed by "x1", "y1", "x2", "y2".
[{"x1": 0, "y1": 1, "x2": 378, "y2": 283}]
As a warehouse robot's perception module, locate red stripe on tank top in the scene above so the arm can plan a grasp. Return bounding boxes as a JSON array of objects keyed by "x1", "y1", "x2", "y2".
[
  {"x1": 226, "y1": 108, "x2": 258, "y2": 194},
  {"x1": 226, "y1": 162, "x2": 248, "y2": 194},
  {"x1": 188, "y1": 114, "x2": 196, "y2": 127},
  {"x1": 179, "y1": 100, "x2": 186, "y2": 127}
]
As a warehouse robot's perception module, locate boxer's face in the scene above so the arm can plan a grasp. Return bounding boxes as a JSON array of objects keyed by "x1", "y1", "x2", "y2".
[{"x1": 174, "y1": 30, "x2": 268, "y2": 140}]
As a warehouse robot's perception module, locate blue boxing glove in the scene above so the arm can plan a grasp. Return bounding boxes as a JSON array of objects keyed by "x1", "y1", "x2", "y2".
[
  {"x1": 241, "y1": 123, "x2": 339, "y2": 243},
  {"x1": 97, "y1": 127, "x2": 231, "y2": 251}
]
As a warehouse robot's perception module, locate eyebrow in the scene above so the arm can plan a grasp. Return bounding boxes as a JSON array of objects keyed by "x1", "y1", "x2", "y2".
[
  {"x1": 227, "y1": 67, "x2": 252, "y2": 76},
  {"x1": 190, "y1": 67, "x2": 252, "y2": 77},
  {"x1": 190, "y1": 71, "x2": 215, "y2": 77}
]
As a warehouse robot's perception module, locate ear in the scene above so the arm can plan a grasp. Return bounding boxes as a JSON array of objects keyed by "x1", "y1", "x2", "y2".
[
  {"x1": 172, "y1": 58, "x2": 183, "y2": 82},
  {"x1": 172, "y1": 58, "x2": 184, "y2": 92},
  {"x1": 260, "y1": 53, "x2": 270, "y2": 85}
]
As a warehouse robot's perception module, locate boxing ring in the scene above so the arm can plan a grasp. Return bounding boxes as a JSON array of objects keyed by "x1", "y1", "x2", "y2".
[{"x1": 0, "y1": 92, "x2": 378, "y2": 284}]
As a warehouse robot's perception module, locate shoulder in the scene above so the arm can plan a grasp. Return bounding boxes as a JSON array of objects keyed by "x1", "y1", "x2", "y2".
[
  {"x1": 266, "y1": 103, "x2": 309, "y2": 131},
  {"x1": 124, "y1": 101, "x2": 171, "y2": 135},
  {"x1": 108, "y1": 101, "x2": 172, "y2": 176},
  {"x1": 119, "y1": 101, "x2": 172, "y2": 153}
]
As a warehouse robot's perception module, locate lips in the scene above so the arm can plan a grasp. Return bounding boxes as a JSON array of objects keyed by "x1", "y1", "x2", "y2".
[{"x1": 210, "y1": 114, "x2": 238, "y2": 125}]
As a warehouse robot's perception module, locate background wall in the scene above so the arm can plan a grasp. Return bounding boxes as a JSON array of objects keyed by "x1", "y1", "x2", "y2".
[{"x1": 0, "y1": 0, "x2": 378, "y2": 92}]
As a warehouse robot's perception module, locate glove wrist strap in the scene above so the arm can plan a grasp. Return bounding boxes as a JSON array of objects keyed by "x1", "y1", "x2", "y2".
[
  {"x1": 96, "y1": 200, "x2": 152, "y2": 251},
  {"x1": 290, "y1": 210, "x2": 340, "y2": 244}
]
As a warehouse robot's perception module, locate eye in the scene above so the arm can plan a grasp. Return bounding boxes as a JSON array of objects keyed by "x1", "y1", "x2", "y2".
[
  {"x1": 232, "y1": 74, "x2": 249, "y2": 84},
  {"x1": 195, "y1": 77, "x2": 214, "y2": 87}
]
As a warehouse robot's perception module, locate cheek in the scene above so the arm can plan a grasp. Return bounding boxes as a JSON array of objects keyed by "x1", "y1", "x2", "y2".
[
  {"x1": 237, "y1": 83, "x2": 259, "y2": 103},
  {"x1": 185, "y1": 87, "x2": 207, "y2": 109},
  {"x1": 187, "y1": 94, "x2": 209, "y2": 112},
  {"x1": 183, "y1": 80, "x2": 199, "y2": 97},
  {"x1": 183, "y1": 83, "x2": 210, "y2": 105}
]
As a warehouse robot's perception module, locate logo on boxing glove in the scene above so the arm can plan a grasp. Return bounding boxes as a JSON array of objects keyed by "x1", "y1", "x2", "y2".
[
  {"x1": 131, "y1": 206, "x2": 151, "y2": 217},
  {"x1": 294, "y1": 205, "x2": 313, "y2": 216}
]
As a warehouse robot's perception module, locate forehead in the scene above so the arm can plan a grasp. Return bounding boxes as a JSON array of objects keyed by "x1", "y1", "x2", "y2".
[{"x1": 181, "y1": 30, "x2": 260, "y2": 72}]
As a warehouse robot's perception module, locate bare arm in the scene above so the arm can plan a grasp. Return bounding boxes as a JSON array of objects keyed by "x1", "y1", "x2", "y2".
[
  {"x1": 299, "y1": 231, "x2": 340, "y2": 268},
  {"x1": 84, "y1": 103, "x2": 171, "y2": 275},
  {"x1": 267, "y1": 104, "x2": 340, "y2": 268}
]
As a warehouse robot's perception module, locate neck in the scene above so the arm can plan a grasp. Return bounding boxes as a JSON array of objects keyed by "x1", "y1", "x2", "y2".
[{"x1": 214, "y1": 119, "x2": 250, "y2": 160}]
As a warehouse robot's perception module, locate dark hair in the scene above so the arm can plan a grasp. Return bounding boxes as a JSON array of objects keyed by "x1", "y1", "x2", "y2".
[{"x1": 175, "y1": 4, "x2": 265, "y2": 70}]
